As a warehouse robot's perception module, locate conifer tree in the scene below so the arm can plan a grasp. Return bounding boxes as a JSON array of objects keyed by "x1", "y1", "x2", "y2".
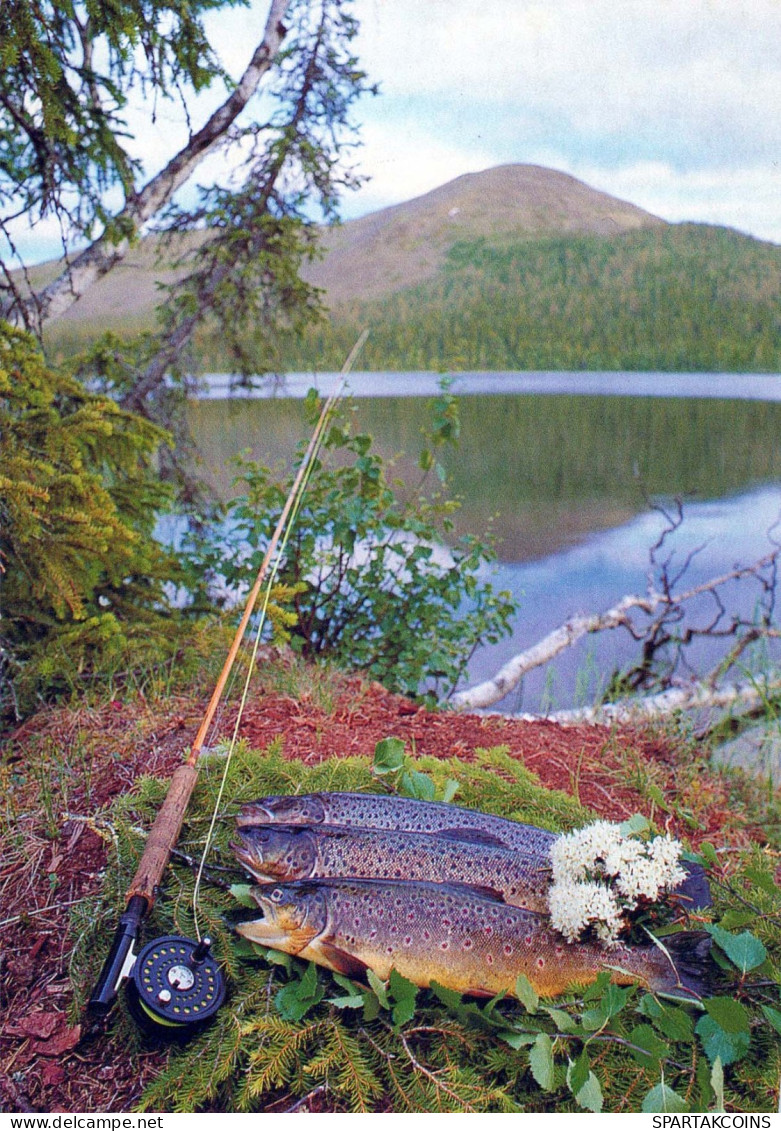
[
  {"x1": 0, "y1": 322, "x2": 180, "y2": 717},
  {"x1": 0, "y1": 0, "x2": 371, "y2": 408}
]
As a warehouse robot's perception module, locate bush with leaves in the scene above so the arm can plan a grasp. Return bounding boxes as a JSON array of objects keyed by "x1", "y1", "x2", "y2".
[
  {"x1": 184, "y1": 387, "x2": 516, "y2": 701},
  {"x1": 0, "y1": 322, "x2": 185, "y2": 718}
]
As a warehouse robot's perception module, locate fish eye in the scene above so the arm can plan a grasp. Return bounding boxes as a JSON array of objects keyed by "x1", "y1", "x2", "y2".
[{"x1": 271, "y1": 888, "x2": 283, "y2": 902}]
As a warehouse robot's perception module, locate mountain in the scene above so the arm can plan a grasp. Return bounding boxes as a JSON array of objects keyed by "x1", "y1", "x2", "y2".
[
  {"x1": 42, "y1": 164, "x2": 662, "y2": 337},
  {"x1": 39, "y1": 164, "x2": 781, "y2": 373},
  {"x1": 305, "y1": 164, "x2": 664, "y2": 304}
]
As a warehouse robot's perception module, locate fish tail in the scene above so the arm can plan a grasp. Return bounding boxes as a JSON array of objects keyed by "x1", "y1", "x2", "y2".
[
  {"x1": 646, "y1": 930, "x2": 718, "y2": 1001},
  {"x1": 674, "y1": 861, "x2": 712, "y2": 911}
]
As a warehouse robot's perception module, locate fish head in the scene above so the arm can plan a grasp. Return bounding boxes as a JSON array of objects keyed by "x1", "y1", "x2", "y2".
[
  {"x1": 236, "y1": 793, "x2": 326, "y2": 827},
  {"x1": 234, "y1": 883, "x2": 328, "y2": 955},
  {"x1": 231, "y1": 826, "x2": 317, "y2": 882}
]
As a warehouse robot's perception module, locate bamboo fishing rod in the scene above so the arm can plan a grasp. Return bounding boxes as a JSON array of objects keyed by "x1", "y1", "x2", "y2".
[{"x1": 89, "y1": 335, "x2": 368, "y2": 1029}]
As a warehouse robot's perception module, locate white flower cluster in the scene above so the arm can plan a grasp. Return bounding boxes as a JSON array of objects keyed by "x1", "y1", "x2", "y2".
[{"x1": 547, "y1": 820, "x2": 687, "y2": 946}]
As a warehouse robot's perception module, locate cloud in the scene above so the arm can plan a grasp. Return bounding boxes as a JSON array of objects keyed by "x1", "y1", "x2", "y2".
[
  {"x1": 342, "y1": 0, "x2": 781, "y2": 240},
  {"x1": 6, "y1": 0, "x2": 780, "y2": 262}
]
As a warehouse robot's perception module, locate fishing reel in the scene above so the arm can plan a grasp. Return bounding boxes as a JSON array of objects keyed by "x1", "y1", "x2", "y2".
[
  {"x1": 89, "y1": 897, "x2": 227, "y2": 1040},
  {"x1": 126, "y1": 934, "x2": 226, "y2": 1037}
]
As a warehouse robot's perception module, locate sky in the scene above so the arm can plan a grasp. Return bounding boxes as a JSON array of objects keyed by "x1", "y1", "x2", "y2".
[
  {"x1": 8, "y1": 0, "x2": 781, "y2": 263},
  {"x1": 342, "y1": 0, "x2": 781, "y2": 241}
]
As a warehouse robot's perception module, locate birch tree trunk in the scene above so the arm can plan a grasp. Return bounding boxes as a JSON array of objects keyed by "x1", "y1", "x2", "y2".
[{"x1": 9, "y1": 0, "x2": 291, "y2": 329}]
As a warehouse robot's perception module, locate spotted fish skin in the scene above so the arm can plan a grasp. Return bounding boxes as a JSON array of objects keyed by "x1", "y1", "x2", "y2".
[
  {"x1": 236, "y1": 791, "x2": 556, "y2": 855},
  {"x1": 232, "y1": 823, "x2": 551, "y2": 910},
  {"x1": 236, "y1": 792, "x2": 710, "y2": 912},
  {"x1": 235, "y1": 878, "x2": 714, "y2": 1001}
]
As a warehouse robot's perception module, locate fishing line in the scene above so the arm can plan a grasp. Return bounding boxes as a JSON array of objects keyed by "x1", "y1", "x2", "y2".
[
  {"x1": 88, "y1": 335, "x2": 367, "y2": 1034},
  {"x1": 191, "y1": 334, "x2": 368, "y2": 937}
]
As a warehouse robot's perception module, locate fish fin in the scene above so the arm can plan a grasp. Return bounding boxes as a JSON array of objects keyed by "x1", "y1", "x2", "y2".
[
  {"x1": 436, "y1": 827, "x2": 509, "y2": 848},
  {"x1": 648, "y1": 930, "x2": 722, "y2": 1002},
  {"x1": 435, "y1": 880, "x2": 507, "y2": 903},
  {"x1": 316, "y1": 941, "x2": 369, "y2": 977},
  {"x1": 672, "y1": 862, "x2": 712, "y2": 911}
]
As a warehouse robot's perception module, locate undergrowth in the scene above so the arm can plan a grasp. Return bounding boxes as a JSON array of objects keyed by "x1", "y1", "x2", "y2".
[{"x1": 69, "y1": 742, "x2": 781, "y2": 1113}]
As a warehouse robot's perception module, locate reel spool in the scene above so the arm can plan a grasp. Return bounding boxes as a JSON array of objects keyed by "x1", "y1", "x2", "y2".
[{"x1": 126, "y1": 934, "x2": 226, "y2": 1038}]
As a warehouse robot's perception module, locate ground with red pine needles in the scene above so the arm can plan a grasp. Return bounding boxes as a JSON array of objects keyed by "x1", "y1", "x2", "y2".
[{"x1": 0, "y1": 672, "x2": 771, "y2": 1112}]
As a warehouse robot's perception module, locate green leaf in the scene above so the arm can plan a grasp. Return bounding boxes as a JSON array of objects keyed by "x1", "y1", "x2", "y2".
[
  {"x1": 711, "y1": 1057, "x2": 725, "y2": 1113},
  {"x1": 697, "y1": 842, "x2": 720, "y2": 869},
  {"x1": 232, "y1": 936, "x2": 262, "y2": 959},
  {"x1": 642, "y1": 1083, "x2": 688, "y2": 1113},
  {"x1": 440, "y1": 778, "x2": 460, "y2": 804},
  {"x1": 627, "y1": 1024, "x2": 670, "y2": 1070},
  {"x1": 373, "y1": 737, "x2": 406, "y2": 774},
  {"x1": 761, "y1": 1004, "x2": 781, "y2": 1037},
  {"x1": 620, "y1": 813, "x2": 650, "y2": 836},
  {"x1": 637, "y1": 996, "x2": 694, "y2": 1042},
  {"x1": 575, "y1": 1071, "x2": 603, "y2": 1113},
  {"x1": 567, "y1": 1050, "x2": 590, "y2": 1096},
  {"x1": 229, "y1": 883, "x2": 257, "y2": 908},
  {"x1": 702, "y1": 996, "x2": 750, "y2": 1034},
  {"x1": 529, "y1": 1033, "x2": 555, "y2": 1092},
  {"x1": 366, "y1": 968, "x2": 390, "y2": 1010},
  {"x1": 582, "y1": 972, "x2": 611, "y2": 1001},
  {"x1": 389, "y1": 968, "x2": 419, "y2": 1027},
  {"x1": 254, "y1": 945, "x2": 294, "y2": 972},
  {"x1": 328, "y1": 991, "x2": 367, "y2": 1010},
  {"x1": 717, "y1": 909, "x2": 758, "y2": 930},
  {"x1": 275, "y1": 962, "x2": 325, "y2": 1022},
  {"x1": 498, "y1": 1030, "x2": 538, "y2": 1050},
  {"x1": 327, "y1": 972, "x2": 369, "y2": 1010},
  {"x1": 515, "y1": 974, "x2": 539, "y2": 1014},
  {"x1": 646, "y1": 783, "x2": 670, "y2": 812},
  {"x1": 429, "y1": 980, "x2": 462, "y2": 1011},
  {"x1": 695, "y1": 1015, "x2": 751, "y2": 1066},
  {"x1": 706, "y1": 924, "x2": 767, "y2": 974},
  {"x1": 543, "y1": 1007, "x2": 580, "y2": 1034},
  {"x1": 581, "y1": 983, "x2": 629, "y2": 1030},
  {"x1": 399, "y1": 769, "x2": 436, "y2": 800},
  {"x1": 744, "y1": 864, "x2": 780, "y2": 896}
]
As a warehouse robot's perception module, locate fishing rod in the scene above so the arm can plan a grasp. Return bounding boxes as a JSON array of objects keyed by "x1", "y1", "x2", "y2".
[{"x1": 88, "y1": 335, "x2": 367, "y2": 1037}]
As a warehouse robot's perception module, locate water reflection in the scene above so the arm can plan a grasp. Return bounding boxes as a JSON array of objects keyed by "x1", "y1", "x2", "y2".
[
  {"x1": 185, "y1": 386, "x2": 781, "y2": 710},
  {"x1": 188, "y1": 391, "x2": 781, "y2": 560},
  {"x1": 478, "y1": 486, "x2": 781, "y2": 713}
]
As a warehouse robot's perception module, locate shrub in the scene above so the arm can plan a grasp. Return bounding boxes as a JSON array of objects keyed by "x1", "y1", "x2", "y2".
[{"x1": 185, "y1": 387, "x2": 516, "y2": 700}]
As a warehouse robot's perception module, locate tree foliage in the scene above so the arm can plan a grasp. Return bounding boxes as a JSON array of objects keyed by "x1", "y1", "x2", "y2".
[
  {"x1": 1, "y1": 0, "x2": 372, "y2": 415},
  {"x1": 0, "y1": 0, "x2": 234, "y2": 243},
  {"x1": 0, "y1": 321, "x2": 183, "y2": 717}
]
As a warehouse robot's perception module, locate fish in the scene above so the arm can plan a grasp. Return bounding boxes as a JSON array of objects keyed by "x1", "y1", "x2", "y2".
[
  {"x1": 233, "y1": 877, "x2": 716, "y2": 1001},
  {"x1": 232, "y1": 822, "x2": 552, "y2": 910},
  {"x1": 236, "y1": 792, "x2": 711, "y2": 910}
]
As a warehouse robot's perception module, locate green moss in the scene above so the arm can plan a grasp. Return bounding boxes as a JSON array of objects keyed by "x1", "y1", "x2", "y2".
[{"x1": 70, "y1": 742, "x2": 781, "y2": 1113}]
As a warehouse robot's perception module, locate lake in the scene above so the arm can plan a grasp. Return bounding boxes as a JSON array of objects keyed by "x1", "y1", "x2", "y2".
[{"x1": 187, "y1": 372, "x2": 781, "y2": 711}]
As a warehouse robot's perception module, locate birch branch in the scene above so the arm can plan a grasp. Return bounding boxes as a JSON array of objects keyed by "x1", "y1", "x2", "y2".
[
  {"x1": 8, "y1": 0, "x2": 291, "y2": 328},
  {"x1": 543, "y1": 677, "x2": 781, "y2": 726},
  {"x1": 451, "y1": 550, "x2": 781, "y2": 712}
]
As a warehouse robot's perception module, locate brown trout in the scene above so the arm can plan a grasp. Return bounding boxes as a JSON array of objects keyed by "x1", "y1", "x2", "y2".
[
  {"x1": 234, "y1": 878, "x2": 715, "y2": 1001},
  {"x1": 236, "y1": 792, "x2": 710, "y2": 910},
  {"x1": 232, "y1": 823, "x2": 551, "y2": 910}
]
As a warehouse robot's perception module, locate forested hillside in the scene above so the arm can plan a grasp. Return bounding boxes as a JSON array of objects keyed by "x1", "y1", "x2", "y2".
[
  {"x1": 270, "y1": 223, "x2": 781, "y2": 372},
  {"x1": 40, "y1": 164, "x2": 781, "y2": 373}
]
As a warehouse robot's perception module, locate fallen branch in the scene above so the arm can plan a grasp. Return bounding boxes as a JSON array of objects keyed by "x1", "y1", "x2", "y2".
[
  {"x1": 543, "y1": 677, "x2": 781, "y2": 726},
  {"x1": 451, "y1": 549, "x2": 781, "y2": 713}
]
